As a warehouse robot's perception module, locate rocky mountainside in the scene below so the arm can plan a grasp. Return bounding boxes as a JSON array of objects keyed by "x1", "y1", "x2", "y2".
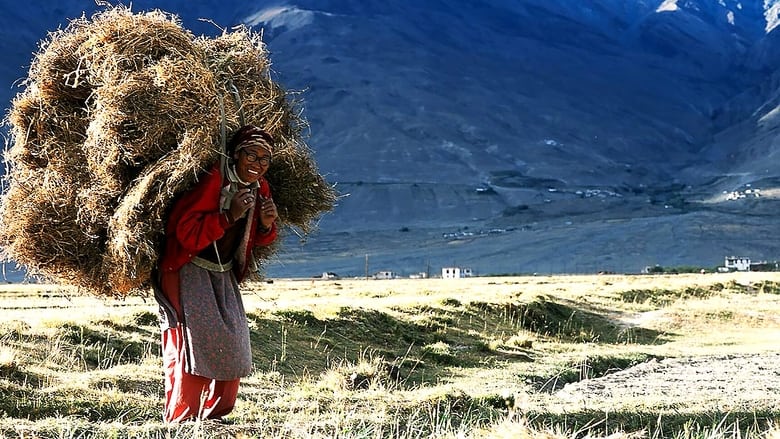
[{"x1": 1, "y1": 0, "x2": 780, "y2": 279}]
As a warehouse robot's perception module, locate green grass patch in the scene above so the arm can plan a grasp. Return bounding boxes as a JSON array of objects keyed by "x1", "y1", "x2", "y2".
[
  {"x1": 58, "y1": 322, "x2": 154, "y2": 369},
  {"x1": 522, "y1": 352, "x2": 662, "y2": 392},
  {"x1": 467, "y1": 295, "x2": 663, "y2": 344},
  {"x1": 619, "y1": 286, "x2": 718, "y2": 306}
]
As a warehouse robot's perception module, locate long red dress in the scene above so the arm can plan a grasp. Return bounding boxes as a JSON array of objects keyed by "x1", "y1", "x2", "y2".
[{"x1": 154, "y1": 164, "x2": 277, "y2": 422}]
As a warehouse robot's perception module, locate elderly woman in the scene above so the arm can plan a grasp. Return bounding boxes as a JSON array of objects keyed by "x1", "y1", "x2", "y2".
[{"x1": 154, "y1": 125, "x2": 278, "y2": 423}]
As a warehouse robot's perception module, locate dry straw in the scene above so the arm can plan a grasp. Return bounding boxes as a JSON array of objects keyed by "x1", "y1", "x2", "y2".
[{"x1": 0, "y1": 6, "x2": 337, "y2": 297}]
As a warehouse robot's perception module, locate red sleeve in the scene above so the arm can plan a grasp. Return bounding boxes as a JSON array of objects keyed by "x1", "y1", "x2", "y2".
[
  {"x1": 254, "y1": 223, "x2": 278, "y2": 247},
  {"x1": 172, "y1": 170, "x2": 229, "y2": 253}
]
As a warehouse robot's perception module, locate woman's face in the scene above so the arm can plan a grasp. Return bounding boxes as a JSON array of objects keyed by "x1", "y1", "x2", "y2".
[{"x1": 234, "y1": 144, "x2": 272, "y2": 183}]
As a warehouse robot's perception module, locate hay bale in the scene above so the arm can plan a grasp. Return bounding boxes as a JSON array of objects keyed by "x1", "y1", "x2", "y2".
[
  {"x1": 8, "y1": 87, "x2": 89, "y2": 170},
  {"x1": 0, "y1": 6, "x2": 337, "y2": 297},
  {"x1": 84, "y1": 55, "x2": 220, "y2": 189},
  {"x1": 0, "y1": 168, "x2": 103, "y2": 289},
  {"x1": 29, "y1": 18, "x2": 93, "y2": 104}
]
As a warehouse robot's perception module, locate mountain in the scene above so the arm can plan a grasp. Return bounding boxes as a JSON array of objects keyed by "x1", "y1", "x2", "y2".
[{"x1": 1, "y1": 0, "x2": 779, "y2": 281}]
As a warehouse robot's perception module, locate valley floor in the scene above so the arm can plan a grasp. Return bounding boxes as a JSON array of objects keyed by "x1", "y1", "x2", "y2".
[{"x1": 1, "y1": 272, "x2": 779, "y2": 438}]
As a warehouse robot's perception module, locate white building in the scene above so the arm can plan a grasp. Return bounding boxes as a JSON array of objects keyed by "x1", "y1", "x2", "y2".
[
  {"x1": 373, "y1": 271, "x2": 397, "y2": 280},
  {"x1": 724, "y1": 256, "x2": 751, "y2": 272},
  {"x1": 441, "y1": 267, "x2": 473, "y2": 279}
]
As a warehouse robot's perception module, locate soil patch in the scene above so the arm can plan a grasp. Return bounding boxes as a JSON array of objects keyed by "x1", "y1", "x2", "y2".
[{"x1": 555, "y1": 353, "x2": 780, "y2": 409}]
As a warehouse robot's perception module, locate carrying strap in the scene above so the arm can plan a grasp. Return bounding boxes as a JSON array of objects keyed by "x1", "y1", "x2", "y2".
[
  {"x1": 214, "y1": 79, "x2": 248, "y2": 272},
  {"x1": 218, "y1": 93, "x2": 227, "y2": 175},
  {"x1": 217, "y1": 77, "x2": 247, "y2": 176},
  {"x1": 227, "y1": 78, "x2": 246, "y2": 127}
]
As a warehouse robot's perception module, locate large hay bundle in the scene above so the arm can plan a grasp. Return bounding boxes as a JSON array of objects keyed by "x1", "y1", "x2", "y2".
[{"x1": 0, "y1": 6, "x2": 337, "y2": 297}]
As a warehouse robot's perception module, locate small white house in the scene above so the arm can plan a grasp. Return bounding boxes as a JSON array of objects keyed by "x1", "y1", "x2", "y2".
[
  {"x1": 442, "y1": 267, "x2": 473, "y2": 279},
  {"x1": 373, "y1": 271, "x2": 397, "y2": 280},
  {"x1": 724, "y1": 256, "x2": 751, "y2": 272}
]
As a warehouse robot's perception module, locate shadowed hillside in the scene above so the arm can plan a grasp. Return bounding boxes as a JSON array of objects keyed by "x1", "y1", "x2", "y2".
[{"x1": 1, "y1": 0, "x2": 779, "y2": 279}]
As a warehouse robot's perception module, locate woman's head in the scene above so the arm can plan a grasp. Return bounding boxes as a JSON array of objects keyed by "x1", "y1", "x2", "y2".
[{"x1": 228, "y1": 125, "x2": 274, "y2": 183}]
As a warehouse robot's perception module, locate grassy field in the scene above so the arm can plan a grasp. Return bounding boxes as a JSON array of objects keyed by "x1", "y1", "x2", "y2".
[{"x1": 1, "y1": 272, "x2": 780, "y2": 438}]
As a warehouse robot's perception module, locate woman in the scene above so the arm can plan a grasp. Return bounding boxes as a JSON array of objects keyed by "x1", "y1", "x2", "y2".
[{"x1": 154, "y1": 125, "x2": 279, "y2": 422}]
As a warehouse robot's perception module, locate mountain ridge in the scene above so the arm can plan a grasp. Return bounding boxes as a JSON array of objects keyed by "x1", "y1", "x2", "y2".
[{"x1": 1, "y1": 0, "x2": 779, "y2": 279}]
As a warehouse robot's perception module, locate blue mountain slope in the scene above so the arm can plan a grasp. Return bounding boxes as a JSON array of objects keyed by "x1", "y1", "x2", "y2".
[{"x1": 1, "y1": 0, "x2": 779, "y2": 279}]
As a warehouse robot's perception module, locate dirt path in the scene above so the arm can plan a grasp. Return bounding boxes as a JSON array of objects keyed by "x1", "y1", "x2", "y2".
[{"x1": 555, "y1": 353, "x2": 780, "y2": 410}]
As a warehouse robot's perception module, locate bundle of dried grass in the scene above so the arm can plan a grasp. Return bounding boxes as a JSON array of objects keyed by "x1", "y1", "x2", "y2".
[{"x1": 0, "y1": 6, "x2": 337, "y2": 297}]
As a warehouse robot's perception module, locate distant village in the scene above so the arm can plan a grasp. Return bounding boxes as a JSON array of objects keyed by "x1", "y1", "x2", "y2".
[
  {"x1": 643, "y1": 256, "x2": 779, "y2": 274},
  {"x1": 315, "y1": 266, "x2": 475, "y2": 280},
  {"x1": 441, "y1": 227, "x2": 518, "y2": 240},
  {"x1": 314, "y1": 255, "x2": 778, "y2": 281},
  {"x1": 716, "y1": 256, "x2": 778, "y2": 272},
  {"x1": 723, "y1": 184, "x2": 762, "y2": 201}
]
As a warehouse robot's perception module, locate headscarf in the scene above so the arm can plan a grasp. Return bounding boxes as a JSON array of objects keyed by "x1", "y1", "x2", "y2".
[{"x1": 228, "y1": 125, "x2": 275, "y2": 157}]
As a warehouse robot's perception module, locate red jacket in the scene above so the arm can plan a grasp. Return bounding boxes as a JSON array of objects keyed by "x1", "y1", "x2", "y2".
[{"x1": 159, "y1": 164, "x2": 277, "y2": 283}]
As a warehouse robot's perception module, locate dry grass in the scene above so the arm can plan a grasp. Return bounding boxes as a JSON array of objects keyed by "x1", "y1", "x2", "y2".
[
  {"x1": 1, "y1": 273, "x2": 780, "y2": 437},
  {"x1": 0, "y1": 5, "x2": 337, "y2": 297}
]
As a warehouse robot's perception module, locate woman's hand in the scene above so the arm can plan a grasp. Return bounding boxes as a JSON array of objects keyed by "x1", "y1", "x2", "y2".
[
  {"x1": 228, "y1": 188, "x2": 254, "y2": 222},
  {"x1": 258, "y1": 197, "x2": 278, "y2": 231}
]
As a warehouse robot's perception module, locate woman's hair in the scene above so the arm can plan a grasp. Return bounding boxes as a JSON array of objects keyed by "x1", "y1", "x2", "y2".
[{"x1": 227, "y1": 125, "x2": 275, "y2": 156}]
